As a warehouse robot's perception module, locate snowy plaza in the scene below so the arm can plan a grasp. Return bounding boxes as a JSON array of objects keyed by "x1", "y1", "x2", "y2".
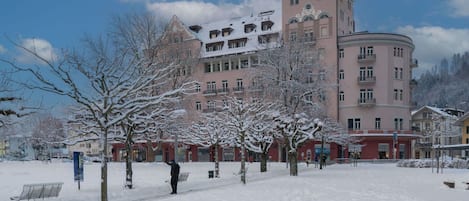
[{"x1": 1, "y1": 160, "x2": 467, "y2": 201}]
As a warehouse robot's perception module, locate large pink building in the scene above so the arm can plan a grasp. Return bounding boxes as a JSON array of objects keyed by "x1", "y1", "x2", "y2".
[{"x1": 111, "y1": 0, "x2": 419, "y2": 162}]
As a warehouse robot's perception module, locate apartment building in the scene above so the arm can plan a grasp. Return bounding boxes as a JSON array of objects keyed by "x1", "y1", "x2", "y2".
[{"x1": 109, "y1": 0, "x2": 419, "y2": 162}]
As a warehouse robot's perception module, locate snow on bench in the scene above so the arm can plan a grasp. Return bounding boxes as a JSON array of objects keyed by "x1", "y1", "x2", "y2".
[{"x1": 10, "y1": 182, "x2": 63, "y2": 201}]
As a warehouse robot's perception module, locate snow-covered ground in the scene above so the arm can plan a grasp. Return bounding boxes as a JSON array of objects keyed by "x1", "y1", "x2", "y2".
[{"x1": 1, "y1": 160, "x2": 468, "y2": 201}]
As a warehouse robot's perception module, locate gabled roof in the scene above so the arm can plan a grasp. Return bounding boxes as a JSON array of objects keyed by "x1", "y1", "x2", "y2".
[
  {"x1": 161, "y1": 15, "x2": 198, "y2": 42},
  {"x1": 454, "y1": 112, "x2": 469, "y2": 126},
  {"x1": 411, "y1": 105, "x2": 454, "y2": 118}
]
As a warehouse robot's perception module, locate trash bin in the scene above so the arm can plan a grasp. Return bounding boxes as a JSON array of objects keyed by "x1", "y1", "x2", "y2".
[{"x1": 208, "y1": 170, "x2": 214, "y2": 178}]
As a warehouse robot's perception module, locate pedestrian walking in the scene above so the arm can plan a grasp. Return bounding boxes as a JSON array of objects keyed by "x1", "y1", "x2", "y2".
[{"x1": 165, "y1": 159, "x2": 180, "y2": 194}]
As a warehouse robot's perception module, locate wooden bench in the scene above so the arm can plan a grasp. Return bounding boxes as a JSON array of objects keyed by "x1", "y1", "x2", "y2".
[
  {"x1": 178, "y1": 172, "x2": 190, "y2": 182},
  {"x1": 443, "y1": 181, "x2": 455, "y2": 189},
  {"x1": 10, "y1": 182, "x2": 63, "y2": 200}
]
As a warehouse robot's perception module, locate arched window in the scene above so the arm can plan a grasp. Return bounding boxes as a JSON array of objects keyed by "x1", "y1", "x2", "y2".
[
  {"x1": 288, "y1": 17, "x2": 299, "y2": 24},
  {"x1": 303, "y1": 15, "x2": 314, "y2": 22}
]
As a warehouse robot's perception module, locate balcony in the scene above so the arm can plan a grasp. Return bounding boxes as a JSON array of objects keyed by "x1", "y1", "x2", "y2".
[
  {"x1": 410, "y1": 58, "x2": 418, "y2": 68},
  {"x1": 357, "y1": 76, "x2": 376, "y2": 85},
  {"x1": 410, "y1": 79, "x2": 418, "y2": 88},
  {"x1": 232, "y1": 87, "x2": 245, "y2": 93},
  {"x1": 357, "y1": 54, "x2": 376, "y2": 63},
  {"x1": 203, "y1": 89, "x2": 217, "y2": 96},
  {"x1": 358, "y1": 98, "x2": 376, "y2": 107},
  {"x1": 217, "y1": 88, "x2": 230, "y2": 95},
  {"x1": 248, "y1": 86, "x2": 263, "y2": 92}
]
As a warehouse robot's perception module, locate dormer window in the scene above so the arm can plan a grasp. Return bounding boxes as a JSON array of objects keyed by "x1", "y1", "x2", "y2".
[
  {"x1": 261, "y1": 20, "x2": 274, "y2": 31},
  {"x1": 209, "y1": 30, "x2": 221, "y2": 39},
  {"x1": 222, "y1": 27, "x2": 233, "y2": 37},
  {"x1": 189, "y1": 25, "x2": 202, "y2": 33},
  {"x1": 206, "y1": 42, "x2": 224, "y2": 52},
  {"x1": 244, "y1": 23, "x2": 256, "y2": 33},
  {"x1": 228, "y1": 38, "x2": 247, "y2": 49}
]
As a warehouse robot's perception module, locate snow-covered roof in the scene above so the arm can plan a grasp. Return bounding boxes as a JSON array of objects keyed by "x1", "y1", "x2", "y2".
[
  {"x1": 188, "y1": 10, "x2": 282, "y2": 58},
  {"x1": 411, "y1": 106, "x2": 455, "y2": 118}
]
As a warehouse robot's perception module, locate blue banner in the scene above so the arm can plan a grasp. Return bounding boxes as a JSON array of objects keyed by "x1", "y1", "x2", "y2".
[{"x1": 73, "y1": 152, "x2": 84, "y2": 181}]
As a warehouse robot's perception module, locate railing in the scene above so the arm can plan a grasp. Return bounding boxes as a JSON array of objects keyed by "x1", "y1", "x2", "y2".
[
  {"x1": 217, "y1": 88, "x2": 230, "y2": 94},
  {"x1": 202, "y1": 89, "x2": 217, "y2": 96},
  {"x1": 358, "y1": 98, "x2": 376, "y2": 106},
  {"x1": 357, "y1": 76, "x2": 376, "y2": 84},
  {"x1": 357, "y1": 54, "x2": 376, "y2": 62},
  {"x1": 232, "y1": 87, "x2": 245, "y2": 93}
]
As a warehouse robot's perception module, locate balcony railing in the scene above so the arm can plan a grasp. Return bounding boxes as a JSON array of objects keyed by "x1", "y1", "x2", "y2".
[
  {"x1": 410, "y1": 58, "x2": 418, "y2": 68},
  {"x1": 232, "y1": 87, "x2": 245, "y2": 93},
  {"x1": 358, "y1": 98, "x2": 376, "y2": 107},
  {"x1": 217, "y1": 88, "x2": 230, "y2": 94},
  {"x1": 357, "y1": 76, "x2": 376, "y2": 84},
  {"x1": 202, "y1": 89, "x2": 217, "y2": 96},
  {"x1": 357, "y1": 54, "x2": 376, "y2": 63}
]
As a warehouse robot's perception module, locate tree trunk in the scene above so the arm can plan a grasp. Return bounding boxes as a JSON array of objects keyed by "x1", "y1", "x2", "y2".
[
  {"x1": 240, "y1": 143, "x2": 246, "y2": 184},
  {"x1": 125, "y1": 135, "x2": 133, "y2": 189},
  {"x1": 289, "y1": 151, "x2": 298, "y2": 176},
  {"x1": 214, "y1": 144, "x2": 220, "y2": 178},
  {"x1": 101, "y1": 129, "x2": 108, "y2": 201},
  {"x1": 260, "y1": 152, "x2": 268, "y2": 172},
  {"x1": 146, "y1": 139, "x2": 154, "y2": 162}
]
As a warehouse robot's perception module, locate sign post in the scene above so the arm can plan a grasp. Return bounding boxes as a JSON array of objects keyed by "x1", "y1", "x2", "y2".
[{"x1": 73, "y1": 152, "x2": 84, "y2": 190}]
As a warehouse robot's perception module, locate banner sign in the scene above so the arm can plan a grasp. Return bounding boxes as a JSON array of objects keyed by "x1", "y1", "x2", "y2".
[{"x1": 73, "y1": 152, "x2": 84, "y2": 182}]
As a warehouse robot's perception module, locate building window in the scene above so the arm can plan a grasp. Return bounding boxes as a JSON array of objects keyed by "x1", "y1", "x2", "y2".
[
  {"x1": 236, "y1": 79, "x2": 243, "y2": 89},
  {"x1": 394, "y1": 67, "x2": 398, "y2": 79},
  {"x1": 304, "y1": 29, "x2": 314, "y2": 42},
  {"x1": 378, "y1": 143, "x2": 389, "y2": 159},
  {"x1": 399, "y1": 89, "x2": 403, "y2": 100},
  {"x1": 375, "y1": 118, "x2": 381, "y2": 129},
  {"x1": 367, "y1": 66, "x2": 374, "y2": 78},
  {"x1": 394, "y1": 118, "x2": 403, "y2": 130},
  {"x1": 222, "y1": 99, "x2": 229, "y2": 108},
  {"x1": 347, "y1": 118, "x2": 361, "y2": 130},
  {"x1": 320, "y1": 27, "x2": 328, "y2": 37},
  {"x1": 289, "y1": 31, "x2": 297, "y2": 41},
  {"x1": 359, "y1": 67, "x2": 366, "y2": 80},
  {"x1": 339, "y1": 91, "x2": 344, "y2": 101},
  {"x1": 339, "y1": 69, "x2": 344, "y2": 80},
  {"x1": 399, "y1": 68, "x2": 403, "y2": 79},
  {"x1": 195, "y1": 83, "x2": 201, "y2": 92},
  {"x1": 290, "y1": 0, "x2": 299, "y2": 5},
  {"x1": 339, "y1": 49, "x2": 344, "y2": 58},
  {"x1": 367, "y1": 46, "x2": 374, "y2": 55},
  {"x1": 394, "y1": 89, "x2": 398, "y2": 100},
  {"x1": 207, "y1": 81, "x2": 216, "y2": 92},
  {"x1": 466, "y1": 126, "x2": 469, "y2": 134},
  {"x1": 196, "y1": 101, "x2": 201, "y2": 111},
  {"x1": 222, "y1": 80, "x2": 228, "y2": 92},
  {"x1": 205, "y1": 63, "x2": 212, "y2": 73}
]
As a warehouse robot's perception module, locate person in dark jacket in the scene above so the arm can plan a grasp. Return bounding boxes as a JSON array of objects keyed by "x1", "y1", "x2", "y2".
[{"x1": 165, "y1": 160, "x2": 180, "y2": 194}]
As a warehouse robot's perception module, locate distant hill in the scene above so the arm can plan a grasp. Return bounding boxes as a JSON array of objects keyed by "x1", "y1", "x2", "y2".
[{"x1": 412, "y1": 52, "x2": 469, "y2": 111}]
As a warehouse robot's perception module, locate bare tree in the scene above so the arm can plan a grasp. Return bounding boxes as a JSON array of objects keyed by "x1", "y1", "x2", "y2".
[
  {"x1": 257, "y1": 39, "x2": 329, "y2": 176},
  {"x1": 30, "y1": 113, "x2": 66, "y2": 160},
  {"x1": 184, "y1": 112, "x2": 232, "y2": 178},
  {"x1": 1, "y1": 28, "x2": 195, "y2": 201}
]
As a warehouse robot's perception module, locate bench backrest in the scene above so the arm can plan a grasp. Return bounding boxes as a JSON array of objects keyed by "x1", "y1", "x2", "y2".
[
  {"x1": 18, "y1": 182, "x2": 63, "y2": 200},
  {"x1": 178, "y1": 172, "x2": 189, "y2": 182}
]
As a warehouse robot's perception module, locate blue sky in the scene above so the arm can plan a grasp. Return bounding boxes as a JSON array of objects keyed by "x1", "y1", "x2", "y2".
[{"x1": 1, "y1": 0, "x2": 468, "y2": 109}]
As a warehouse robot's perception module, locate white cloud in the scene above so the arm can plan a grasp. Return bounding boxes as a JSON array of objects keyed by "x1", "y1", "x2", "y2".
[
  {"x1": 145, "y1": 0, "x2": 281, "y2": 25},
  {"x1": 0, "y1": 44, "x2": 6, "y2": 54},
  {"x1": 17, "y1": 38, "x2": 57, "y2": 64},
  {"x1": 396, "y1": 25, "x2": 469, "y2": 76},
  {"x1": 448, "y1": 0, "x2": 469, "y2": 17}
]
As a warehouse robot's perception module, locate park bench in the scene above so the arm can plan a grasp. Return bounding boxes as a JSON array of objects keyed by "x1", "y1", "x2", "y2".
[
  {"x1": 10, "y1": 182, "x2": 63, "y2": 201},
  {"x1": 443, "y1": 180, "x2": 455, "y2": 189}
]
